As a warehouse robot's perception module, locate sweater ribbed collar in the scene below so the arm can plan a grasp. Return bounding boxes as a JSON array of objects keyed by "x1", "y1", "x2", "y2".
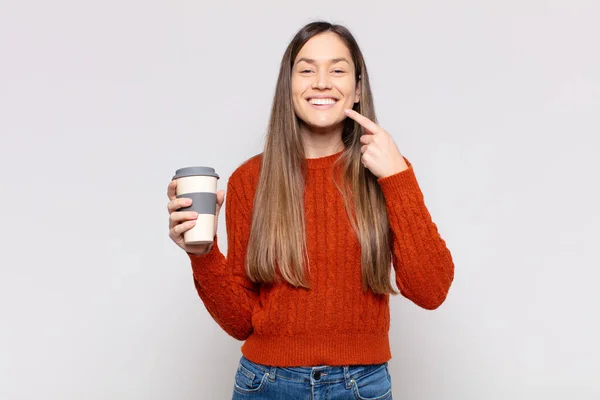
[{"x1": 305, "y1": 150, "x2": 344, "y2": 170}]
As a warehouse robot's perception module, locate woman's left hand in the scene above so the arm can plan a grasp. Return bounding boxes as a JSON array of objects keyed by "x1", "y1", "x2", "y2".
[{"x1": 344, "y1": 109, "x2": 409, "y2": 179}]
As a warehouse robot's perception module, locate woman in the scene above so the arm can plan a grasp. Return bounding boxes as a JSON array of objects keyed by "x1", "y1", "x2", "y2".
[{"x1": 167, "y1": 21, "x2": 454, "y2": 400}]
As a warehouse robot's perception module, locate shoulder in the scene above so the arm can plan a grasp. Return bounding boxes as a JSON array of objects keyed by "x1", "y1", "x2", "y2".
[
  {"x1": 227, "y1": 153, "x2": 263, "y2": 201},
  {"x1": 230, "y1": 153, "x2": 262, "y2": 184}
]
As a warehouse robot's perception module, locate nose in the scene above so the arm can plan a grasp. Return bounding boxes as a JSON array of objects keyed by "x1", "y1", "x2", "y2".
[{"x1": 312, "y1": 70, "x2": 332, "y2": 90}]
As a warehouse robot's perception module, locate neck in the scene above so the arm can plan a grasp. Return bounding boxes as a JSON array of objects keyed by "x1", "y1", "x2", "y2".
[{"x1": 299, "y1": 121, "x2": 344, "y2": 158}]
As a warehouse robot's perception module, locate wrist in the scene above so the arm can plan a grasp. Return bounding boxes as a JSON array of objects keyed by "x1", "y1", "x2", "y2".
[{"x1": 187, "y1": 243, "x2": 213, "y2": 257}]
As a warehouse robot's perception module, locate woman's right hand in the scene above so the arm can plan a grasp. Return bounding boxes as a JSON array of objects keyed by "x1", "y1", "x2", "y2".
[{"x1": 167, "y1": 179, "x2": 225, "y2": 256}]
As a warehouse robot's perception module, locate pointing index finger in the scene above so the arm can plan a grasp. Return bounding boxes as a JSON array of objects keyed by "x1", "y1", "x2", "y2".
[{"x1": 344, "y1": 109, "x2": 381, "y2": 135}]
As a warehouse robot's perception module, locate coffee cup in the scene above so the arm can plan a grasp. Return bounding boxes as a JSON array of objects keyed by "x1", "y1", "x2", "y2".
[{"x1": 172, "y1": 166, "x2": 220, "y2": 245}]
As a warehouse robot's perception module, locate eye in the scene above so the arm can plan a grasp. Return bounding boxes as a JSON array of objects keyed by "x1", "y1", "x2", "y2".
[
  {"x1": 300, "y1": 69, "x2": 313, "y2": 73},
  {"x1": 333, "y1": 69, "x2": 345, "y2": 74}
]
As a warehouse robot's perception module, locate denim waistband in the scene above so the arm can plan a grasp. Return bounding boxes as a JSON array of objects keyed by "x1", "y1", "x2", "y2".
[{"x1": 240, "y1": 355, "x2": 388, "y2": 385}]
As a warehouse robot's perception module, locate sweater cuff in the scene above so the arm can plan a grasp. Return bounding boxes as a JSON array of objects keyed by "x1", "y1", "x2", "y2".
[
  {"x1": 186, "y1": 234, "x2": 224, "y2": 281},
  {"x1": 376, "y1": 157, "x2": 423, "y2": 200}
]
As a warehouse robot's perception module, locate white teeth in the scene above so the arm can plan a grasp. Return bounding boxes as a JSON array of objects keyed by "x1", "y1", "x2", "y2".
[{"x1": 308, "y1": 98, "x2": 337, "y2": 105}]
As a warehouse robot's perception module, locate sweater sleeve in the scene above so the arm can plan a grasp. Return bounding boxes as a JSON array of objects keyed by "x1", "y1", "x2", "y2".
[
  {"x1": 377, "y1": 157, "x2": 455, "y2": 310},
  {"x1": 186, "y1": 174, "x2": 259, "y2": 340}
]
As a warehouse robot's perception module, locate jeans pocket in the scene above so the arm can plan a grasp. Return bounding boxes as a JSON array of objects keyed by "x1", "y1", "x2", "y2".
[
  {"x1": 351, "y1": 364, "x2": 392, "y2": 400},
  {"x1": 233, "y1": 357, "x2": 269, "y2": 395}
]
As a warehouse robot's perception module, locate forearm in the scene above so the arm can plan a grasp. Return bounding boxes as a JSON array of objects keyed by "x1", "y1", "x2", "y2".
[
  {"x1": 378, "y1": 161, "x2": 454, "y2": 309},
  {"x1": 188, "y1": 236, "x2": 259, "y2": 340}
]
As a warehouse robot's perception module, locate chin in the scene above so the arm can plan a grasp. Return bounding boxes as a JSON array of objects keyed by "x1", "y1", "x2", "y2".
[
  {"x1": 301, "y1": 113, "x2": 344, "y2": 129},
  {"x1": 305, "y1": 121, "x2": 343, "y2": 132}
]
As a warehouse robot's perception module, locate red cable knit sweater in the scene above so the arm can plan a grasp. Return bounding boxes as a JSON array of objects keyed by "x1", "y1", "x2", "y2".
[{"x1": 187, "y1": 150, "x2": 454, "y2": 367}]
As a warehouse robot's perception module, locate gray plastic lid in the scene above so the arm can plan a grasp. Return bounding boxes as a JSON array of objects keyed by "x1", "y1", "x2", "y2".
[{"x1": 172, "y1": 166, "x2": 219, "y2": 180}]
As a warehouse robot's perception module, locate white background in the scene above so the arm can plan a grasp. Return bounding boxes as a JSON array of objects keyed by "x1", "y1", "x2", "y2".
[{"x1": 1, "y1": 1, "x2": 598, "y2": 399}]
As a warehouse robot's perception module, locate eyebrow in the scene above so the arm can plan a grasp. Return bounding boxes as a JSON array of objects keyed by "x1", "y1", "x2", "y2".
[{"x1": 295, "y1": 57, "x2": 350, "y2": 66}]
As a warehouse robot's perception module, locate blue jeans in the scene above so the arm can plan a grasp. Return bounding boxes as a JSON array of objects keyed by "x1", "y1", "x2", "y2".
[{"x1": 232, "y1": 355, "x2": 393, "y2": 399}]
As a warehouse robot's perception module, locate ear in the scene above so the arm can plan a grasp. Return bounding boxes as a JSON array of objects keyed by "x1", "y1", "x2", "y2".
[{"x1": 354, "y1": 75, "x2": 361, "y2": 103}]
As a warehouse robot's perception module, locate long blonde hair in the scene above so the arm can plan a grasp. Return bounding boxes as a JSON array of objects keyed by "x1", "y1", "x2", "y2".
[{"x1": 246, "y1": 21, "x2": 398, "y2": 295}]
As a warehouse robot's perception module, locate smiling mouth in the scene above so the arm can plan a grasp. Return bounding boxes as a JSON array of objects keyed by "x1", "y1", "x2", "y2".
[
  {"x1": 308, "y1": 97, "x2": 337, "y2": 104},
  {"x1": 307, "y1": 98, "x2": 338, "y2": 109}
]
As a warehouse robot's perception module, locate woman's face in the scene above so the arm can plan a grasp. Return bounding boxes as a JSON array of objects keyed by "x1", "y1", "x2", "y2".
[{"x1": 291, "y1": 32, "x2": 360, "y2": 132}]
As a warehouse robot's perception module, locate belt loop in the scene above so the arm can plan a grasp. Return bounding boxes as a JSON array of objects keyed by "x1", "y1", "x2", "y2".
[
  {"x1": 268, "y1": 366, "x2": 277, "y2": 382},
  {"x1": 343, "y1": 366, "x2": 352, "y2": 389}
]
